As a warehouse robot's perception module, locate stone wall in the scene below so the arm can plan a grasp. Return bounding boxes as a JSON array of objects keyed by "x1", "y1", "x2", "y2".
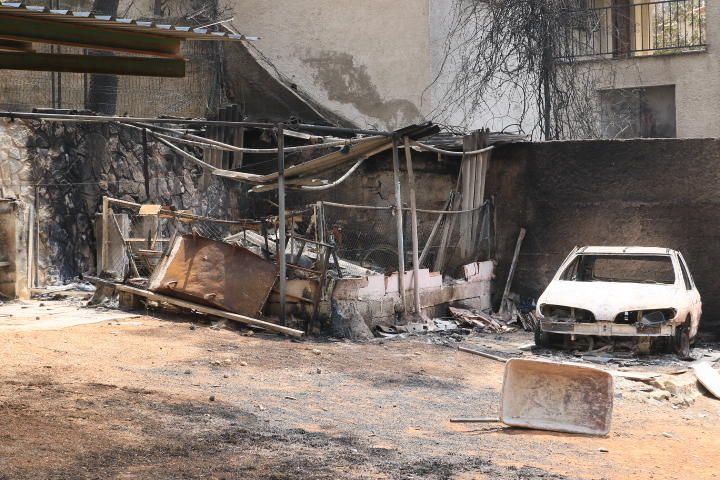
[
  {"x1": 487, "y1": 138, "x2": 720, "y2": 331},
  {"x1": 0, "y1": 118, "x2": 232, "y2": 287}
]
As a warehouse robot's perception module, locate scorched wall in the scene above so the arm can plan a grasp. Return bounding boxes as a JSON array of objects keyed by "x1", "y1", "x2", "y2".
[{"x1": 488, "y1": 138, "x2": 720, "y2": 332}]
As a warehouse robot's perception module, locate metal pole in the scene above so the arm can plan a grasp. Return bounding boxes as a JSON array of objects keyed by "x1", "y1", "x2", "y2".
[
  {"x1": 0, "y1": 111, "x2": 391, "y2": 137},
  {"x1": 391, "y1": 137, "x2": 406, "y2": 314},
  {"x1": 277, "y1": 123, "x2": 287, "y2": 326},
  {"x1": 101, "y1": 196, "x2": 110, "y2": 273},
  {"x1": 403, "y1": 136, "x2": 422, "y2": 315}
]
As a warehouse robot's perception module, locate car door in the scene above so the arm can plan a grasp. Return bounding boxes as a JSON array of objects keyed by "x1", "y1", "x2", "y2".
[{"x1": 678, "y1": 253, "x2": 702, "y2": 337}]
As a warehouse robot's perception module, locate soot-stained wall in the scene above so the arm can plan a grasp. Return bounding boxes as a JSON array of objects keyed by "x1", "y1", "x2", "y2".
[
  {"x1": 487, "y1": 138, "x2": 720, "y2": 331},
  {"x1": 0, "y1": 119, "x2": 232, "y2": 286}
]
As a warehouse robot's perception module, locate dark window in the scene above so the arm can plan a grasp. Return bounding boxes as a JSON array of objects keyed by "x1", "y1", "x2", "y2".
[
  {"x1": 561, "y1": 254, "x2": 675, "y2": 284},
  {"x1": 600, "y1": 85, "x2": 676, "y2": 138}
]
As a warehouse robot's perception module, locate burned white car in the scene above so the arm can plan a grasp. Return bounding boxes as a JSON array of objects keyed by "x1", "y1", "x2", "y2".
[{"x1": 535, "y1": 247, "x2": 701, "y2": 357}]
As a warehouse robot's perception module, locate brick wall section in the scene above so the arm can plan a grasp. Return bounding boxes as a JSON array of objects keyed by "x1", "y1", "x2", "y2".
[{"x1": 487, "y1": 138, "x2": 720, "y2": 332}]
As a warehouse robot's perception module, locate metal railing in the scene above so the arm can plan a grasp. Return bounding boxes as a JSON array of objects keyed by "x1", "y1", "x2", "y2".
[{"x1": 559, "y1": 0, "x2": 706, "y2": 59}]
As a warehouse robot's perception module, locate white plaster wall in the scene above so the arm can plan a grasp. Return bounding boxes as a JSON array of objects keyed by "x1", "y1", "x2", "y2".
[{"x1": 228, "y1": 0, "x2": 434, "y2": 129}]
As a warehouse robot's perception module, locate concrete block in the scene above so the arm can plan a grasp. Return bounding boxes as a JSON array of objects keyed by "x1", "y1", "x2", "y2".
[
  {"x1": 463, "y1": 260, "x2": 494, "y2": 283},
  {"x1": 385, "y1": 269, "x2": 441, "y2": 294}
]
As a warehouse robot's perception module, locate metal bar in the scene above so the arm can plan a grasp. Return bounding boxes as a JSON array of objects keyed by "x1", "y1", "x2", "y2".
[
  {"x1": 403, "y1": 136, "x2": 422, "y2": 315},
  {"x1": 449, "y1": 417, "x2": 501, "y2": 423},
  {"x1": 142, "y1": 128, "x2": 150, "y2": 199},
  {"x1": 101, "y1": 196, "x2": 110, "y2": 272},
  {"x1": 320, "y1": 200, "x2": 486, "y2": 215},
  {"x1": 500, "y1": 228, "x2": 526, "y2": 314},
  {"x1": 458, "y1": 346, "x2": 507, "y2": 363},
  {"x1": 0, "y1": 15, "x2": 181, "y2": 57},
  {"x1": 147, "y1": 128, "x2": 382, "y2": 155},
  {"x1": 277, "y1": 123, "x2": 287, "y2": 326},
  {"x1": 391, "y1": 139, "x2": 406, "y2": 314},
  {"x1": 0, "y1": 51, "x2": 185, "y2": 77},
  {"x1": 115, "y1": 284, "x2": 304, "y2": 337},
  {"x1": 0, "y1": 111, "x2": 391, "y2": 137},
  {"x1": 418, "y1": 194, "x2": 452, "y2": 268}
]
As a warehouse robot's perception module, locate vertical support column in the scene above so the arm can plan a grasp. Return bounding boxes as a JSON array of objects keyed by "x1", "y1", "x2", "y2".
[
  {"x1": 142, "y1": 128, "x2": 150, "y2": 200},
  {"x1": 277, "y1": 124, "x2": 287, "y2": 326},
  {"x1": 235, "y1": 127, "x2": 245, "y2": 169},
  {"x1": 101, "y1": 196, "x2": 110, "y2": 273},
  {"x1": 391, "y1": 137, "x2": 406, "y2": 314},
  {"x1": 403, "y1": 136, "x2": 422, "y2": 315},
  {"x1": 316, "y1": 201, "x2": 324, "y2": 244},
  {"x1": 26, "y1": 203, "x2": 35, "y2": 293}
]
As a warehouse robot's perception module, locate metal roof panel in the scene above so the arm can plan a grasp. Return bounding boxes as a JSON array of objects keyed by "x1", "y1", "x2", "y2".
[{"x1": 0, "y1": 1, "x2": 255, "y2": 41}]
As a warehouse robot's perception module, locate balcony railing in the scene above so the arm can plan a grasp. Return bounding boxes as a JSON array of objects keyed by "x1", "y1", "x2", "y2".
[{"x1": 558, "y1": 0, "x2": 706, "y2": 59}]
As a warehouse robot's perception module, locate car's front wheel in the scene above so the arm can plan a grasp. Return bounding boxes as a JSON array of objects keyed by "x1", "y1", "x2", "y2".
[
  {"x1": 534, "y1": 325, "x2": 551, "y2": 348},
  {"x1": 674, "y1": 321, "x2": 692, "y2": 359}
]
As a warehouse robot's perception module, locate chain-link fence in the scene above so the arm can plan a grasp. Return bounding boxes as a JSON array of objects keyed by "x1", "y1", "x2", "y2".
[
  {"x1": 319, "y1": 199, "x2": 494, "y2": 277},
  {"x1": 320, "y1": 203, "x2": 399, "y2": 274}
]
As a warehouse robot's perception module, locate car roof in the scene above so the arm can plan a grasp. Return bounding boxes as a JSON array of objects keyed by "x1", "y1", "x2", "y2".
[{"x1": 577, "y1": 246, "x2": 676, "y2": 255}]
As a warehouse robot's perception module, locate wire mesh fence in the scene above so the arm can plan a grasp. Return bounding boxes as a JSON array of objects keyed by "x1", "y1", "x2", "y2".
[
  {"x1": 319, "y1": 199, "x2": 494, "y2": 277},
  {"x1": 320, "y1": 203, "x2": 399, "y2": 274}
]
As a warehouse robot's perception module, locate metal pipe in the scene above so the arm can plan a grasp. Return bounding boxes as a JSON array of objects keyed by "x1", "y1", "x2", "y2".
[
  {"x1": 391, "y1": 138, "x2": 406, "y2": 314},
  {"x1": 0, "y1": 111, "x2": 391, "y2": 137},
  {"x1": 101, "y1": 196, "x2": 110, "y2": 273},
  {"x1": 277, "y1": 123, "x2": 287, "y2": 326},
  {"x1": 320, "y1": 200, "x2": 486, "y2": 215},
  {"x1": 410, "y1": 140, "x2": 495, "y2": 157},
  {"x1": 403, "y1": 136, "x2": 422, "y2": 315}
]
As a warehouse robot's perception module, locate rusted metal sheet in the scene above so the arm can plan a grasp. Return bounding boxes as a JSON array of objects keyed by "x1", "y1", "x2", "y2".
[
  {"x1": 500, "y1": 358, "x2": 614, "y2": 436},
  {"x1": 149, "y1": 235, "x2": 277, "y2": 317}
]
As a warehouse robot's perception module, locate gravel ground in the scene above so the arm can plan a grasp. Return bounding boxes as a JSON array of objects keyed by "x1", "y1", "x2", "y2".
[{"x1": 0, "y1": 307, "x2": 718, "y2": 479}]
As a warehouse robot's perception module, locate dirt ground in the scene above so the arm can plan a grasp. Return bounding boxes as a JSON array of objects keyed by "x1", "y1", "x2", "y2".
[{"x1": 0, "y1": 305, "x2": 719, "y2": 479}]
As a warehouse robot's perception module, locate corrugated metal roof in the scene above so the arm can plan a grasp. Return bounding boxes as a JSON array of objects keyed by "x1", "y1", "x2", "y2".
[{"x1": 0, "y1": 2, "x2": 258, "y2": 41}]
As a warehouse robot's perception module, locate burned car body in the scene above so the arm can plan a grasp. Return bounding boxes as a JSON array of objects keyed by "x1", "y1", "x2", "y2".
[{"x1": 535, "y1": 247, "x2": 701, "y2": 356}]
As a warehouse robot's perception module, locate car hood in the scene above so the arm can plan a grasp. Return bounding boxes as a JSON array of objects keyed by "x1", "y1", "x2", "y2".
[{"x1": 538, "y1": 280, "x2": 682, "y2": 320}]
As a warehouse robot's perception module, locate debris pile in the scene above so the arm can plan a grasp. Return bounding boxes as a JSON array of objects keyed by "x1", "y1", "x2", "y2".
[{"x1": 448, "y1": 307, "x2": 514, "y2": 333}]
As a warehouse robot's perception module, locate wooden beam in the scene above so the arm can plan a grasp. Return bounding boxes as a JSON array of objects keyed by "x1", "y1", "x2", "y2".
[
  {"x1": 0, "y1": 16, "x2": 181, "y2": 57},
  {"x1": 116, "y1": 284, "x2": 304, "y2": 337},
  {"x1": 0, "y1": 51, "x2": 185, "y2": 77},
  {"x1": 0, "y1": 39, "x2": 33, "y2": 53}
]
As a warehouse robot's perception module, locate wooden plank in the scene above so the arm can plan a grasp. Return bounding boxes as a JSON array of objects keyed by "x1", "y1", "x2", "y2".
[
  {"x1": 116, "y1": 284, "x2": 304, "y2": 337},
  {"x1": 0, "y1": 51, "x2": 185, "y2": 77}
]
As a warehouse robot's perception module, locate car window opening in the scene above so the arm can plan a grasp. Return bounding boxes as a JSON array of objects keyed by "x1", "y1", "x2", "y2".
[{"x1": 561, "y1": 254, "x2": 675, "y2": 284}]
